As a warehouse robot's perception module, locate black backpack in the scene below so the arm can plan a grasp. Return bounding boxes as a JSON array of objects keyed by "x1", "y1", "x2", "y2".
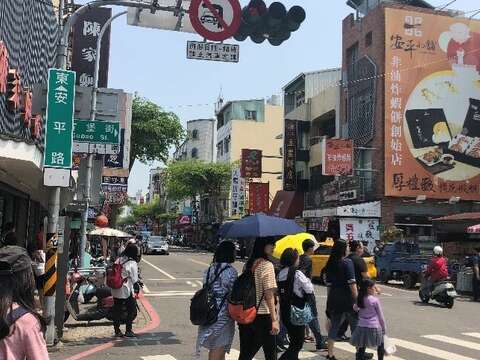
[{"x1": 190, "y1": 265, "x2": 229, "y2": 326}]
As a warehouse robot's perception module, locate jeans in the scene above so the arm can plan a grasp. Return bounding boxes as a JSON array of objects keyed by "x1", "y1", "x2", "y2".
[
  {"x1": 327, "y1": 311, "x2": 358, "y2": 340},
  {"x1": 278, "y1": 308, "x2": 304, "y2": 360},
  {"x1": 473, "y1": 276, "x2": 480, "y2": 301},
  {"x1": 239, "y1": 314, "x2": 277, "y2": 360},
  {"x1": 113, "y1": 295, "x2": 136, "y2": 333},
  {"x1": 277, "y1": 322, "x2": 289, "y2": 347},
  {"x1": 357, "y1": 344, "x2": 384, "y2": 360}
]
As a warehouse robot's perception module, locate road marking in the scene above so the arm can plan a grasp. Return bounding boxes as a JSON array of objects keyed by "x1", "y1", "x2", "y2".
[
  {"x1": 142, "y1": 258, "x2": 176, "y2": 279},
  {"x1": 196, "y1": 280, "x2": 203, "y2": 287},
  {"x1": 381, "y1": 293, "x2": 393, "y2": 297},
  {"x1": 423, "y1": 335, "x2": 480, "y2": 351},
  {"x1": 186, "y1": 281, "x2": 197, "y2": 288},
  {"x1": 335, "y1": 342, "x2": 405, "y2": 360},
  {"x1": 188, "y1": 258, "x2": 210, "y2": 266},
  {"x1": 141, "y1": 356, "x2": 177, "y2": 360},
  {"x1": 463, "y1": 332, "x2": 480, "y2": 339},
  {"x1": 392, "y1": 338, "x2": 477, "y2": 360},
  {"x1": 144, "y1": 291, "x2": 195, "y2": 297},
  {"x1": 142, "y1": 283, "x2": 151, "y2": 293}
]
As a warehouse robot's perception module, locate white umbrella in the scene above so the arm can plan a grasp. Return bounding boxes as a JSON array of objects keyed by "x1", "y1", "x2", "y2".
[{"x1": 88, "y1": 227, "x2": 132, "y2": 238}]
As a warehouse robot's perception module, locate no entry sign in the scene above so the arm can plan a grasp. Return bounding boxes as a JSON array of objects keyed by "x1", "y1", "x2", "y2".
[{"x1": 189, "y1": 0, "x2": 241, "y2": 42}]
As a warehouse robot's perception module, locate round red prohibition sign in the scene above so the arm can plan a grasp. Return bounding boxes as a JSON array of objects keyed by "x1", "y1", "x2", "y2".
[{"x1": 189, "y1": 0, "x2": 242, "y2": 42}]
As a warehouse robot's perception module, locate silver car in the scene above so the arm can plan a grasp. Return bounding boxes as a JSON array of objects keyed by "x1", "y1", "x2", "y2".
[{"x1": 146, "y1": 236, "x2": 169, "y2": 255}]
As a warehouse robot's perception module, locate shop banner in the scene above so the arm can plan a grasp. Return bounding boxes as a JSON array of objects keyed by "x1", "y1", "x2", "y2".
[
  {"x1": 248, "y1": 182, "x2": 269, "y2": 214},
  {"x1": 385, "y1": 8, "x2": 480, "y2": 200},
  {"x1": 322, "y1": 138, "x2": 354, "y2": 176},
  {"x1": 231, "y1": 168, "x2": 245, "y2": 216},
  {"x1": 241, "y1": 149, "x2": 262, "y2": 178},
  {"x1": 284, "y1": 119, "x2": 297, "y2": 191},
  {"x1": 339, "y1": 218, "x2": 379, "y2": 252}
]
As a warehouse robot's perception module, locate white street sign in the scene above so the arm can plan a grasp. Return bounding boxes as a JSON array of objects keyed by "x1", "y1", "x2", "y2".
[
  {"x1": 43, "y1": 167, "x2": 71, "y2": 187},
  {"x1": 187, "y1": 41, "x2": 239, "y2": 62}
]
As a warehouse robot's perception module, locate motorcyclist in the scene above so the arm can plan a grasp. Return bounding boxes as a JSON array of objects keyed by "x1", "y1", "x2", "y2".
[{"x1": 423, "y1": 246, "x2": 449, "y2": 295}]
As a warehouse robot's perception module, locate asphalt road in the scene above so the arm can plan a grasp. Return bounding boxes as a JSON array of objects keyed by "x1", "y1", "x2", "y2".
[{"x1": 53, "y1": 249, "x2": 480, "y2": 360}]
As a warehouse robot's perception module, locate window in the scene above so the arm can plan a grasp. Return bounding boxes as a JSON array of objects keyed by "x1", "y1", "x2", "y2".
[
  {"x1": 365, "y1": 31, "x2": 373, "y2": 47},
  {"x1": 191, "y1": 148, "x2": 198, "y2": 159},
  {"x1": 295, "y1": 91, "x2": 305, "y2": 107},
  {"x1": 217, "y1": 141, "x2": 223, "y2": 157},
  {"x1": 244, "y1": 110, "x2": 257, "y2": 120},
  {"x1": 224, "y1": 136, "x2": 230, "y2": 154},
  {"x1": 192, "y1": 129, "x2": 199, "y2": 139}
]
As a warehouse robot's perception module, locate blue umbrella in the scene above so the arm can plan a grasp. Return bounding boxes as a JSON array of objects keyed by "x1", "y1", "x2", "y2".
[
  {"x1": 217, "y1": 221, "x2": 234, "y2": 237},
  {"x1": 221, "y1": 213, "x2": 304, "y2": 239}
]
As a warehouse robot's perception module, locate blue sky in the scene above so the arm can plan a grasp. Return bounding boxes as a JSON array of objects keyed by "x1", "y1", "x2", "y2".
[{"x1": 76, "y1": 0, "x2": 478, "y2": 196}]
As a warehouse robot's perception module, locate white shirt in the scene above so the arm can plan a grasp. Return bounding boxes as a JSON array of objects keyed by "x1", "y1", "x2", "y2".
[
  {"x1": 278, "y1": 268, "x2": 314, "y2": 298},
  {"x1": 110, "y1": 256, "x2": 139, "y2": 299}
]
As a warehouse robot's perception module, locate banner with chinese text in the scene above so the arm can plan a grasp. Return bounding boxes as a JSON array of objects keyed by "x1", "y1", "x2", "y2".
[
  {"x1": 248, "y1": 182, "x2": 269, "y2": 214},
  {"x1": 385, "y1": 8, "x2": 480, "y2": 200},
  {"x1": 322, "y1": 138, "x2": 354, "y2": 176},
  {"x1": 283, "y1": 119, "x2": 297, "y2": 191},
  {"x1": 241, "y1": 149, "x2": 262, "y2": 178}
]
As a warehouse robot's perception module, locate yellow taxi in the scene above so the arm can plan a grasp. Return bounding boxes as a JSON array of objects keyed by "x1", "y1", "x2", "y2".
[{"x1": 311, "y1": 239, "x2": 377, "y2": 283}]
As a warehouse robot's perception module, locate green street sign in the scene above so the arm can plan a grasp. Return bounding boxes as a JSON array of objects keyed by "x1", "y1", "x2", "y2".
[
  {"x1": 44, "y1": 69, "x2": 76, "y2": 169},
  {"x1": 73, "y1": 119, "x2": 120, "y2": 145}
]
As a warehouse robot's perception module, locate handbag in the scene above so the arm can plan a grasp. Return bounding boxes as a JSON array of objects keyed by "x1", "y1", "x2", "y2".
[
  {"x1": 290, "y1": 302, "x2": 313, "y2": 326},
  {"x1": 384, "y1": 335, "x2": 397, "y2": 356}
]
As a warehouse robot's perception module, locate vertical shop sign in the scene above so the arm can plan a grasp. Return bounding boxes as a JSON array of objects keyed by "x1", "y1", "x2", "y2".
[
  {"x1": 71, "y1": 8, "x2": 112, "y2": 87},
  {"x1": 248, "y1": 182, "x2": 269, "y2": 214},
  {"x1": 322, "y1": 138, "x2": 354, "y2": 176},
  {"x1": 231, "y1": 168, "x2": 245, "y2": 216},
  {"x1": 241, "y1": 149, "x2": 262, "y2": 178},
  {"x1": 284, "y1": 119, "x2": 297, "y2": 191},
  {"x1": 44, "y1": 69, "x2": 76, "y2": 168}
]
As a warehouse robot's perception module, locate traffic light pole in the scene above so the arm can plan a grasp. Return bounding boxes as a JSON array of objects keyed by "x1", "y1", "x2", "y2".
[{"x1": 79, "y1": 9, "x2": 128, "y2": 269}]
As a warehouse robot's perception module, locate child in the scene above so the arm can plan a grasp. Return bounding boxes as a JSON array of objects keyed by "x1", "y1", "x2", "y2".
[{"x1": 350, "y1": 279, "x2": 386, "y2": 360}]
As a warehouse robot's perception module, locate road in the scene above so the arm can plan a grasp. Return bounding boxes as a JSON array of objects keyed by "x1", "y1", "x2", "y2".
[{"x1": 53, "y1": 249, "x2": 480, "y2": 360}]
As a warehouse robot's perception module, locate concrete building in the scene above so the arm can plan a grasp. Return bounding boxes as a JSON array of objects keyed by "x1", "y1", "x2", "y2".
[
  {"x1": 216, "y1": 98, "x2": 283, "y2": 217},
  {"x1": 173, "y1": 118, "x2": 216, "y2": 162}
]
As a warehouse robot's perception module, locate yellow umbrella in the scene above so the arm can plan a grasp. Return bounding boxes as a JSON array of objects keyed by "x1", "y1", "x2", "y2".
[{"x1": 273, "y1": 232, "x2": 318, "y2": 259}]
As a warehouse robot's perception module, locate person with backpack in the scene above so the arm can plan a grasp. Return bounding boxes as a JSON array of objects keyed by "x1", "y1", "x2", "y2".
[
  {"x1": 110, "y1": 243, "x2": 139, "y2": 338},
  {"x1": 0, "y1": 245, "x2": 48, "y2": 359},
  {"x1": 277, "y1": 248, "x2": 315, "y2": 359},
  {"x1": 237, "y1": 237, "x2": 279, "y2": 360},
  {"x1": 195, "y1": 241, "x2": 237, "y2": 360}
]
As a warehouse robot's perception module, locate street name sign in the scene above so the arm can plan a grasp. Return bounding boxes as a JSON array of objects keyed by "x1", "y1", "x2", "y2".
[
  {"x1": 187, "y1": 41, "x2": 239, "y2": 62},
  {"x1": 44, "y1": 68, "x2": 76, "y2": 169},
  {"x1": 73, "y1": 119, "x2": 120, "y2": 144},
  {"x1": 189, "y1": 0, "x2": 241, "y2": 42}
]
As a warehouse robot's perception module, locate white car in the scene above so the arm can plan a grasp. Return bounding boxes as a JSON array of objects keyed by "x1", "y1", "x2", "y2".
[{"x1": 146, "y1": 236, "x2": 169, "y2": 255}]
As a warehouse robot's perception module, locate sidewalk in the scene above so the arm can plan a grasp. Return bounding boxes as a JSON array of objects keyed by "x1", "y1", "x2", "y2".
[{"x1": 49, "y1": 297, "x2": 151, "y2": 360}]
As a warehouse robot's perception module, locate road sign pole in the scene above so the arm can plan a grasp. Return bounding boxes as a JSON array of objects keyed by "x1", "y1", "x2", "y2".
[{"x1": 79, "y1": 10, "x2": 127, "y2": 267}]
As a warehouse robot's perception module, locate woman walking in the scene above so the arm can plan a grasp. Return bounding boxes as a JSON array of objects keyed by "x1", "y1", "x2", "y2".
[
  {"x1": 0, "y1": 245, "x2": 48, "y2": 359},
  {"x1": 324, "y1": 239, "x2": 358, "y2": 360},
  {"x1": 239, "y1": 237, "x2": 279, "y2": 360},
  {"x1": 196, "y1": 241, "x2": 238, "y2": 360},
  {"x1": 277, "y1": 248, "x2": 315, "y2": 360},
  {"x1": 350, "y1": 279, "x2": 386, "y2": 360}
]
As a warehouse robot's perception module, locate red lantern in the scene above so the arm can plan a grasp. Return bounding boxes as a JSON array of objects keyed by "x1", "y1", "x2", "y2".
[{"x1": 95, "y1": 214, "x2": 109, "y2": 228}]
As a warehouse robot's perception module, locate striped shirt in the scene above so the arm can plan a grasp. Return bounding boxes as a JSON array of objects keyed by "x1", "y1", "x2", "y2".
[{"x1": 253, "y1": 259, "x2": 277, "y2": 315}]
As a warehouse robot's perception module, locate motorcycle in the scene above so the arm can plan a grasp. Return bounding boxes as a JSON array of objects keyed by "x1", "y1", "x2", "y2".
[{"x1": 419, "y1": 275, "x2": 457, "y2": 309}]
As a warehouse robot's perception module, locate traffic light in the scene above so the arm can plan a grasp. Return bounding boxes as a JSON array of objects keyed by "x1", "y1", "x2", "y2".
[{"x1": 233, "y1": 1, "x2": 305, "y2": 46}]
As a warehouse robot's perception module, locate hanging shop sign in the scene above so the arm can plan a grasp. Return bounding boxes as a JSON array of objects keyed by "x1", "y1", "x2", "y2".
[
  {"x1": 241, "y1": 149, "x2": 262, "y2": 178},
  {"x1": 249, "y1": 182, "x2": 269, "y2": 214},
  {"x1": 322, "y1": 138, "x2": 354, "y2": 176},
  {"x1": 339, "y1": 217, "x2": 379, "y2": 252},
  {"x1": 231, "y1": 167, "x2": 245, "y2": 216},
  {"x1": 284, "y1": 119, "x2": 297, "y2": 191}
]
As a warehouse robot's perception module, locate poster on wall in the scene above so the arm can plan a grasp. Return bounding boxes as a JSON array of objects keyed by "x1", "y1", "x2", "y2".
[
  {"x1": 322, "y1": 138, "x2": 354, "y2": 176},
  {"x1": 385, "y1": 8, "x2": 480, "y2": 200},
  {"x1": 339, "y1": 218, "x2": 379, "y2": 252}
]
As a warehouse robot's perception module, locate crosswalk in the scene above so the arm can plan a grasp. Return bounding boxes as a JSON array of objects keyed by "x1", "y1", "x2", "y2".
[{"x1": 139, "y1": 333, "x2": 480, "y2": 360}]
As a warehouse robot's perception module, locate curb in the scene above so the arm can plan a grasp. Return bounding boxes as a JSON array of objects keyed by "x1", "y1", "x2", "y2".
[{"x1": 63, "y1": 292, "x2": 160, "y2": 360}]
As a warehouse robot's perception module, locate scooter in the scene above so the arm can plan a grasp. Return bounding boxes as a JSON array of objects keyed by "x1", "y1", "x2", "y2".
[{"x1": 419, "y1": 275, "x2": 457, "y2": 309}]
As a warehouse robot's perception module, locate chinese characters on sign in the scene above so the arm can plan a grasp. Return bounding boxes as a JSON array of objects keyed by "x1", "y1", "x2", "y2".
[
  {"x1": 241, "y1": 149, "x2": 262, "y2": 178},
  {"x1": 186, "y1": 41, "x2": 239, "y2": 63},
  {"x1": 71, "y1": 8, "x2": 111, "y2": 87},
  {"x1": 339, "y1": 218, "x2": 379, "y2": 252},
  {"x1": 231, "y1": 168, "x2": 245, "y2": 217},
  {"x1": 248, "y1": 182, "x2": 269, "y2": 214},
  {"x1": 44, "y1": 69, "x2": 75, "y2": 169},
  {"x1": 283, "y1": 119, "x2": 297, "y2": 191},
  {"x1": 322, "y1": 138, "x2": 354, "y2": 176}
]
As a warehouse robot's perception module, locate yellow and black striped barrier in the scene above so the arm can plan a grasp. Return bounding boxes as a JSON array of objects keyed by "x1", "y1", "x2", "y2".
[{"x1": 44, "y1": 233, "x2": 58, "y2": 297}]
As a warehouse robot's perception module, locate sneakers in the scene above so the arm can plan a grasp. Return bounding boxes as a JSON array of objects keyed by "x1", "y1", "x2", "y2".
[
  {"x1": 315, "y1": 342, "x2": 328, "y2": 351},
  {"x1": 114, "y1": 331, "x2": 123, "y2": 338},
  {"x1": 124, "y1": 331, "x2": 137, "y2": 338}
]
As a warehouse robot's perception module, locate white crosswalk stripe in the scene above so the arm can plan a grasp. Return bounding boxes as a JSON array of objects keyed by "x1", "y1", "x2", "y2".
[
  {"x1": 141, "y1": 356, "x2": 176, "y2": 360},
  {"x1": 335, "y1": 342, "x2": 406, "y2": 360},
  {"x1": 423, "y1": 334, "x2": 480, "y2": 351},
  {"x1": 392, "y1": 338, "x2": 478, "y2": 360},
  {"x1": 463, "y1": 332, "x2": 480, "y2": 339}
]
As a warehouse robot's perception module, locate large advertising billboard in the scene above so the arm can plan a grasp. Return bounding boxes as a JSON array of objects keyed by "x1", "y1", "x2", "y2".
[{"x1": 385, "y1": 8, "x2": 480, "y2": 200}]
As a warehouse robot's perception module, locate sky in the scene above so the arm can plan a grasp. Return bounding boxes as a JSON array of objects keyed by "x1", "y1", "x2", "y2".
[{"x1": 77, "y1": 0, "x2": 480, "y2": 196}]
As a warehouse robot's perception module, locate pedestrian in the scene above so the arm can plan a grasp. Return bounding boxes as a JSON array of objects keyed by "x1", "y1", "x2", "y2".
[
  {"x1": 196, "y1": 241, "x2": 238, "y2": 360},
  {"x1": 1, "y1": 222, "x2": 15, "y2": 247},
  {"x1": 324, "y1": 239, "x2": 358, "y2": 360},
  {"x1": 111, "y1": 243, "x2": 139, "y2": 338},
  {"x1": 27, "y1": 243, "x2": 45, "y2": 310},
  {"x1": 277, "y1": 248, "x2": 316, "y2": 359},
  {"x1": 0, "y1": 245, "x2": 48, "y2": 359},
  {"x1": 350, "y1": 279, "x2": 386, "y2": 360},
  {"x1": 473, "y1": 247, "x2": 480, "y2": 302},
  {"x1": 238, "y1": 237, "x2": 279, "y2": 360},
  {"x1": 35, "y1": 224, "x2": 45, "y2": 252},
  {"x1": 298, "y1": 239, "x2": 327, "y2": 351}
]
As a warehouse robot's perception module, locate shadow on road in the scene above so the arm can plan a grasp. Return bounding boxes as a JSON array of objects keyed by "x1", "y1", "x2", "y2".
[
  {"x1": 410, "y1": 300, "x2": 448, "y2": 309},
  {"x1": 116, "y1": 331, "x2": 182, "y2": 347}
]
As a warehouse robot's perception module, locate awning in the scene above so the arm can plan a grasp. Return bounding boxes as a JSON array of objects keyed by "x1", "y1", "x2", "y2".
[
  {"x1": 433, "y1": 212, "x2": 480, "y2": 222},
  {"x1": 269, "y1": 191, "x2": 304, "y2": 219},
  {"x1": 467, "y1": 224, "x2": 480, "y2": 234}
]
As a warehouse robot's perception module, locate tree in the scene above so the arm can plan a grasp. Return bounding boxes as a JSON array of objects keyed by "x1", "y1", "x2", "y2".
[
  {"x1": 130, "y1": 96, "x2": 184, "y2": 171},
  {"x1": 165, "y1": 160, "x2": 233, "y2": 222}
]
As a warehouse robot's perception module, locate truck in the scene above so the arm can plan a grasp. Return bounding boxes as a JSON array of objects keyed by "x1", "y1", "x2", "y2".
[{"x1": 375, "y1": 241, "x2": 431, "y2": 289}]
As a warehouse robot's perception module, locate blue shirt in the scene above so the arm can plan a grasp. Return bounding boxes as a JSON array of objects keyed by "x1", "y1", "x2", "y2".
[{"x1": 326, "y1": 258, "x2": 356, "y2": 288}]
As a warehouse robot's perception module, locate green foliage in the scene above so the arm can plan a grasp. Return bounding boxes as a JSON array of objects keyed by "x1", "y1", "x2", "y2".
[
  {"x1": 130, "y1": 96, "x2": 185, "y2": 170},
  {"x1": 165, "y1": 160, "x2": 233, "y2": 200},
  {"x1": 131, "y1": 198, "x2": 165, "y2": 222},
  {"x1": 117, "y1": 214, "x2": 136, "y2": 227}
]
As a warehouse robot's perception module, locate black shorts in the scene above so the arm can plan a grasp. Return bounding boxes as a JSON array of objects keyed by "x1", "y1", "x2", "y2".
[{"x1": 35, "y1": 274, "x2": 44, "y2": 291}]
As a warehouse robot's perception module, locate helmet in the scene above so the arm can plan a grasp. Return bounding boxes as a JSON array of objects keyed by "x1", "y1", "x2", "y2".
[{"x1": 433, "y1": 246, "x2": 443, "y2": 256}]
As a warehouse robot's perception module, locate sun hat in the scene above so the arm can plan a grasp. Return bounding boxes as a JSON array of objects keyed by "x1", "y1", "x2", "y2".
[{"x1": 0, "y1": 246, "x2": 32, "y2": 275}]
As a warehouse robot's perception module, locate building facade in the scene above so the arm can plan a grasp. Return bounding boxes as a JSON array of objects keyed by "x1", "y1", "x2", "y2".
[
  {"x1": 173, "y1": 118, "x2": 216, "y2": 162},
  {"x1": 0, "y1": 0, "x2": 59, "y2": 244}
]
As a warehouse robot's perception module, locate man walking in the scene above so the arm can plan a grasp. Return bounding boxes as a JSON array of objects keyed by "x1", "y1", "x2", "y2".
[
  {"x1": 299, "y1": 239, "x2": 327, "y2": 351},
  {"x1": 473, "y1": 247, "x2": 480, "y2": 302}
]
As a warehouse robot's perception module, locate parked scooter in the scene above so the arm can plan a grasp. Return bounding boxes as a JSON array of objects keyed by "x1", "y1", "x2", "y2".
[{"x1": 419, "y1": 275, "x2": 457, "y2": 308}]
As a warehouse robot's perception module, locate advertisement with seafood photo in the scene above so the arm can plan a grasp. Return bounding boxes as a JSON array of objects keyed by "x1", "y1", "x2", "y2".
[{"x1": 385, "y1": 8, "x2": 480, "y2": 200}]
